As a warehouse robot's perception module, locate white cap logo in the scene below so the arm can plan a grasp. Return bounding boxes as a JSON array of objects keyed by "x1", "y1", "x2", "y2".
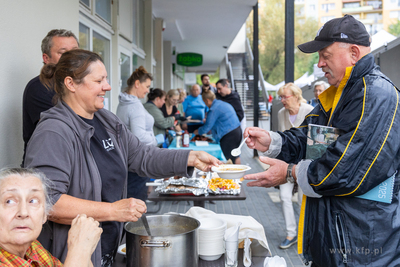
[
  {"x1": 316, "y1": 25, "x2": 324, "y2": 37},
  {"x1": 340, "y1": 33, "x2": 348, "y2": 39}
]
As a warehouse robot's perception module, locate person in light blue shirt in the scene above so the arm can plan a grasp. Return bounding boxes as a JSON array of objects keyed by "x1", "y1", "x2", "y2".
[
  {"x1": 195, "y1": 90, "x2": 242, "y2": 163},
  {"x1": 182, "y1": 84, "x2": 208, "y2": 132}
]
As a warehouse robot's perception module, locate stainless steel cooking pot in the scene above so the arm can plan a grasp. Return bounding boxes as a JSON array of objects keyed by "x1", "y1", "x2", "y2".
[{"x1": 125, "y1": 214, "x2": 200, "y2": 267}]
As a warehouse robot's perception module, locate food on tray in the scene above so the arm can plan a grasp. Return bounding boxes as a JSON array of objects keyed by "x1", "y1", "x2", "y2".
[
  {"x1": 191, "y1": 135, "x2": 213, "y2": 142},
  {"x1": 208, "y1": 178, "x2": 240, "y2": 191},
  {"x1": 121, "y1": 247, "x2": 126, "y2": 253}
]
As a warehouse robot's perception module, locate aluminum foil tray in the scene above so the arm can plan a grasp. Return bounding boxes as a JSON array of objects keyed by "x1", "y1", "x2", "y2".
[{"x1": 155, "y1": 177, "x2": 209, "y2": 196}]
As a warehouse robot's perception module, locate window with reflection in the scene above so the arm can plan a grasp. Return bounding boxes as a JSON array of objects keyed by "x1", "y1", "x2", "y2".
[
  {"x1": 79, "y1": 23, "x2": 90, "y2": 50},
  {"x1": 93, "y1": 31, "x2": 111, "y2": 109},
  {"x1": 120, "y1": 53, "x2": 131, "y2": 91},
  {"x1": 132, "y1": 0, "x2": 137, "y2": 45},
  {"x1": 80, "y1": 0, "x2": 90, "y2": 8},
  {"x1": 96, "y1": 0, "x2": 111, "y2": 24},
  {"x1": 132, "y1": 54, "x2": 145, "y2": 71},
  {"x1": 138, "y1": 0, "x2": 144, "y2": 49}
]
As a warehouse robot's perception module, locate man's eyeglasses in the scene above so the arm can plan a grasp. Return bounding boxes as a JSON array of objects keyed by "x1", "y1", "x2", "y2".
[{"x1": 279, "y1": 95, "x2": 293, "y2": 100}]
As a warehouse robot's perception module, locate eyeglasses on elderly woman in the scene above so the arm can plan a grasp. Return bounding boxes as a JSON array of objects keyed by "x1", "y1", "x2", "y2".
[{"x1": 279, "y1": 95, "x2": 293, "y2": 101}]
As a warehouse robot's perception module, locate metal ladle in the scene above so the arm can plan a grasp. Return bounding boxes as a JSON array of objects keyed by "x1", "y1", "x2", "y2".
[{"x1": 142, "y1": 214, "x2": 151, "y2": 236}]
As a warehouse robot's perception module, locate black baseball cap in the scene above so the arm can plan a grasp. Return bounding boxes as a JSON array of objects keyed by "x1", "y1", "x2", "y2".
[{"x1": 298, "y1": 15, "x2": 371, "y2": 53}]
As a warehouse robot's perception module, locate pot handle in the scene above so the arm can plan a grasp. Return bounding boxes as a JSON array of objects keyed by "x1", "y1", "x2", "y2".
[{"x1": 140, "y1": 240, "x2": 170, "y2": 248}]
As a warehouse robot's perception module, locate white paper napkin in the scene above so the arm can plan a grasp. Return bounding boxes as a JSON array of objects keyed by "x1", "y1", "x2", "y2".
[
  {"x1": 243, "y1": 237, "x2": 252, "y2": 267},
  {"x1": 185, "y1": 206, "x2": 271, "y2": 266}
]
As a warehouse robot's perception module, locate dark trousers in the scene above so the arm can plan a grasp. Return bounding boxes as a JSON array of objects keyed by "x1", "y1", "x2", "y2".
[
  {"x1": 187, "y1": 124, "x2": 202, "y2": 133},
  {"x1": 127, "y1": 172, "x2": 150, "y2": 201},
  {"x1": 220, "y1": 126, "x2": 242, "y2": 162}
]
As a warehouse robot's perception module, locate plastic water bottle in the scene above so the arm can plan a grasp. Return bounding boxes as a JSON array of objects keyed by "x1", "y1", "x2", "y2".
[{"x1": 183, "y1": 130, "x2": 190, "y2": 147}]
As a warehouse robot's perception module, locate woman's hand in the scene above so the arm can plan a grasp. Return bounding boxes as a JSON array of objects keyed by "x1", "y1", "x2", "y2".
[
  {"x1": 244, "y1": 127, "x2": 271, "y2": 152},
  {"x1": 64, "y1": 214, "x2": 102, "y2": 267},
  {"x1": 110, "y1": 198, "x2": 147, "y2": 222},
  {"x1": 175, "y1": 124, "x2": 182, "y2": 132},
  {"x1": 188, "y1": 151, "x2": 221, "y2": 171}
]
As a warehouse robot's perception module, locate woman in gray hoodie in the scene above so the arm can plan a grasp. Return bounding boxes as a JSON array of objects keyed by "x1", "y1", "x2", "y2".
[
  {"x1": 116, "y1": 66, "x2": 156, "y2": 201},
  {"x1": 24, "y1": 50, "x2": 220, "y2": 267},
  {"x1": 116, "y1": 66, "x2": 157, "y2": 146}
]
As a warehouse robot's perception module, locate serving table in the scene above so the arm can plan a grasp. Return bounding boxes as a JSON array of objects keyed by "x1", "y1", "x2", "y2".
[
  {"x1": 168, "y1": 136, "x2": 227, "y2": 161},
  {"x1": 113, "y1": 248, "x2": 265, "y2": 267},
  {"x1": 147, "y1": 187, "x2": 246, "y2": 208}
]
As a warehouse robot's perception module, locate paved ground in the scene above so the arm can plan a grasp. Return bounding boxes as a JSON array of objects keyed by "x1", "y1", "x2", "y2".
[{"x1": 146, "y1": 119, "x2": 305, "y2": 266}]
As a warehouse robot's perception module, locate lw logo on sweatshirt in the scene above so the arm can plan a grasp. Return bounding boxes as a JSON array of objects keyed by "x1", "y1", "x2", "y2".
[{"x1": 102, "y1": 138, "x2": 115, "y2": 151}]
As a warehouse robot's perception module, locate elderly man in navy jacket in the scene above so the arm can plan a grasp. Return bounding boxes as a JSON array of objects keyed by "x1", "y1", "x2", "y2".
[{"x1": 243, "y1": 15, "x2": 400, "y2": 266}]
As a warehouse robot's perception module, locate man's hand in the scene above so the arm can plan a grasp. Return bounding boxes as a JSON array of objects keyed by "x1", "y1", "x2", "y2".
[
  {"x1": 110, "y1": 198, "x2": 147, "y2": 222},
  {"x1": 188, "y1": 151, "x2": 221, "y2": 171},
  {"x1": 193, "y1": 129, "x2": 199, "y2": 135},
  {"x1": 244, "y1": 127, "x2": 271, "y2": 152},
  {"x1": 243, "y1": 156, "x2": 288, "y2": 188}
]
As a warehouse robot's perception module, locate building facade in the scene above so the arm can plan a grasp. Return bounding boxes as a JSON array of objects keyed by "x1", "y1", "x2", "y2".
[{"x1": 296, "y1": 0, "x2": 400, "y2": 35}]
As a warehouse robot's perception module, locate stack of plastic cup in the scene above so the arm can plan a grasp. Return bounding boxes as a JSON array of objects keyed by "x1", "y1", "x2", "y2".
[
  {"x1": 224, "y1": 223, "x2": 241, "y2": 267},
  {"x1": 198, "y1": 217, "x2": 227, "y2": 261}
]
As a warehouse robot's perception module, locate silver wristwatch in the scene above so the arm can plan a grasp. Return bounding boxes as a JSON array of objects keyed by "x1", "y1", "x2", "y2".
[{"x1": 286, "y1": 163, "x2": 295, "y2": 183}]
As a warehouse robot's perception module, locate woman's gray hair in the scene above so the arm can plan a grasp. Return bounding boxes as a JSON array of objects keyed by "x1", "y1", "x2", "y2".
[
  {"x1": 0, "y1": 168, "x2": 53, "y2": 215},
  {"x1": 313, "y1": 81, "x2": 329, "y2": 91}
]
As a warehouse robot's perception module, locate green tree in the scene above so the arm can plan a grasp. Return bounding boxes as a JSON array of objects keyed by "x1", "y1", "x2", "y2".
[
  {"x1": 246, "y1": 0, "x2": 318, "y2": 85},
  {"x1": 389, "y1": 20, "x2": 400, "y2": 37},
  {"x1": 294, "y1": 16, "x2": 319, "y2": 79}
]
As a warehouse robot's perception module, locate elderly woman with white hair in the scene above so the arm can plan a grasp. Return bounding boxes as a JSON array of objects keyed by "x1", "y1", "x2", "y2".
[
  {"x1": 308, "y1": 81, "x2": 329, "y2": 107},
  {"x1": 0, "y1": 168, "x2": 102, "y2": 266},
  {"x1": 276, "y1": 83, "x2": 313, "y2": 249}
]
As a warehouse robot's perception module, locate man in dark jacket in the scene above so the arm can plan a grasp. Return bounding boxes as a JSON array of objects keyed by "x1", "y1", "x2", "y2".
[
  {"x1": 243, "y1": 15, "x2": 400, "y2": 266},
  {"x1": 22, "y1": 29, "x2": 79, "y2": 163},
  {"x1": 216, "y1": 78, "x2": 244, "y2": 124}
]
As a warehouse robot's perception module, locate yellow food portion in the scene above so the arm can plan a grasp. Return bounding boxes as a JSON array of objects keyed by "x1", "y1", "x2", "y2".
[
  {"x1": 219, "y1": 167, "x2": 245, "y2": 171},
  {"x1": 122, "y1": 247, "x2": 126, "y2": 253},
  {"x1": 208, "y1": 178, "x2": 240, "y2": 191}
]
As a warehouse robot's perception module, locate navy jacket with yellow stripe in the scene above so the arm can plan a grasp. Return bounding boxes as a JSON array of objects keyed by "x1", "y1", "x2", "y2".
[{"x1": 277, "y1": 54, "x2": 400, "y2": 266}]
